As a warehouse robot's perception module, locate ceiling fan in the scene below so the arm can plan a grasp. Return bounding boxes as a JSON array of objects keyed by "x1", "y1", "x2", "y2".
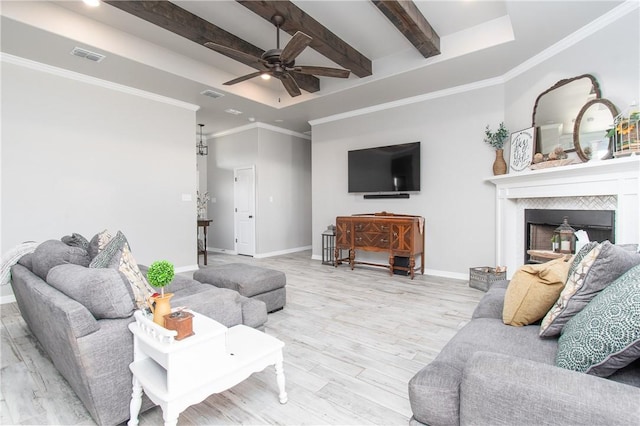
[{"x1": 204, "y1": 15, "x2": 351, "y2": 97}]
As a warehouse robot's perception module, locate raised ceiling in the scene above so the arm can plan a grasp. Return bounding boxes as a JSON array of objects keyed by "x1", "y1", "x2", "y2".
[{"x1": 0, "y1": 1, "x2": 627, "y2": 135}]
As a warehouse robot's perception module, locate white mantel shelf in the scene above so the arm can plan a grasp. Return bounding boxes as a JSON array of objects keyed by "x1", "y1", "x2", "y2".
[{"x1": 487, "y1": 155, "x2": 640, "y2": 278}]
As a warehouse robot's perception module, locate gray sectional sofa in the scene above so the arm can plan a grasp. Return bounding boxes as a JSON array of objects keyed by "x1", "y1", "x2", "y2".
[
  {"x1": 10, "y1": 236, "x2": 268, "y2": 426},
  {"x1": 409, "y1": 278, "x2": 640, "y2": 426}
]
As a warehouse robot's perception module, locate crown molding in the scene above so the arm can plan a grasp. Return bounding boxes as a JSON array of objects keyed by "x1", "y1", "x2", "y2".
[
  {"x1": 309, "y1": 76, "x2": 504, "y2": 126},
  {"x1": 1, "y1": 53, "x2": 200, "y2": 112},
  {"x1": 211, "y1": 122, "x2": 311, "y2": 140}
]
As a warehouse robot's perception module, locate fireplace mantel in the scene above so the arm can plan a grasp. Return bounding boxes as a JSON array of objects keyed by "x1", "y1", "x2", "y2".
[{"x1": 487, "y1": 155, "x2": 640, "y2": 278}]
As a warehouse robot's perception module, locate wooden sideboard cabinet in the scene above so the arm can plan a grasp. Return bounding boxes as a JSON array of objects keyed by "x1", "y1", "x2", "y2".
[{"x1": 335, "y1": 212, "x2": 425, "y2": 279}]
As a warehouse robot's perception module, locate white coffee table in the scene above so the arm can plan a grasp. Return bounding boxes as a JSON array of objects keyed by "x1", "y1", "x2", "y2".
[{"x1": 127, "y1": 310, "x2": 287, "y2": 426}]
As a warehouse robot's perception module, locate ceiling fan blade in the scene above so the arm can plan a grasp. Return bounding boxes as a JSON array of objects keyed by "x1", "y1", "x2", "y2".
[
  {"x1": 204, "y1": 42, "x2": 266, "y2": 68},
  {"x1": 293, "y1": 66, "x2": 351, "y2": 79},
  {"x1": 223, "y1": 71, "x2": 265, "y2": 86},
  {"x1": 280, "y1": 32, "x2": 312, "y2": 64},
  {"x1": 278, "y1": 73, "x2": 302, "y2": 97}
]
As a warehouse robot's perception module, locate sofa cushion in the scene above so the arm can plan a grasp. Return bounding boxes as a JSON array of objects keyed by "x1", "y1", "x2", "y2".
[
  {"x1": 31, "y1": 240, "x2": 90, "y2": 281},
  {"x1": 556, "y1": 263, "x2": 640, "y2": 377},
  {"x1": 47, "y1": 263, "x2": 135, "y2": 319},
  {"x1": 502, "y1": 257, "x2": 570, "y2": 326},
  {"x1": 408, "y1": 318, "x2": 558, "y2": 426},
  {"x1": 471, "y1": 280, "x2": 508, "y2": 320},
  {"x1": 89, "y1": 230, "x2": 155, "y2": 310},
  {"x1": 540, "y1": 241, "x2": 640, "y2": 337}
]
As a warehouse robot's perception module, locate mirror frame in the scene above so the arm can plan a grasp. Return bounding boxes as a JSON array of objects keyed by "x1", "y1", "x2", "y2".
[
  {"x1": 573, "y1": 98, "x2": 618, "y2": 162},
  {"x1": 531, "y1": 74, "x2": 601, "y2": 155}
]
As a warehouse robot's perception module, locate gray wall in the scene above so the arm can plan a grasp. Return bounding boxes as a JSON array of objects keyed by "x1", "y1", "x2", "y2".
[
  {"x1": 1, "y1": 60, "x2": 198, "y2": 300},
  {"x1": 312, "y1": 86, "x2": 503, "y2": 278},
  {"x1": 208, "y1": 125, "x2": 311, "y2": 256},
  {"x1": 311, "y1": 8, "x2": 639, "y2": 278}
]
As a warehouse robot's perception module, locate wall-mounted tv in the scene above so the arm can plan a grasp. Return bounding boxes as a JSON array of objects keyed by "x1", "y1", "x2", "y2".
[{"x1": 348, "y1": 142, "x2": 420, "y2": 193}]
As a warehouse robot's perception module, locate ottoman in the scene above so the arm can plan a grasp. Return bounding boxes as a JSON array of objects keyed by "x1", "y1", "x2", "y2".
[{"x1": 194, "y1": 263, "x2": 286, "y2": 313}]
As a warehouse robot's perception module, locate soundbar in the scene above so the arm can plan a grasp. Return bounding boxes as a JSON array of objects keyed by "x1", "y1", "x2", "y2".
[{"x1": 363, "y1": 193, "x2": 410, "y2": 199}]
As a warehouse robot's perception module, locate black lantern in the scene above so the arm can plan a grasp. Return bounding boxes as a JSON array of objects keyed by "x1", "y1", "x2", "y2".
[
  {"x1": 197, "y1": 124, "x2": 208, "y2": 156},
  {"x1": 322, "y1": 225, "x2": 336, "y2": 265},
  {"x1": 554, "y1": 216, "x2": 576, "y2": 254}
]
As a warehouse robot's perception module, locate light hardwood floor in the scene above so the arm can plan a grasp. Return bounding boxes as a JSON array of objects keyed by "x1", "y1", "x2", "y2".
[{"x1": 1, "y1": 250, "x2": 484, "y2": 425}]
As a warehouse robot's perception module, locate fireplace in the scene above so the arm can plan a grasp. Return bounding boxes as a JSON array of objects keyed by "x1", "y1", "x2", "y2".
[
  {"x1": 524, "y1": 209, "x2": 615, "y2": 263},
  {"x1": 487, "y1": 156, "x2": 640, "y2": 278}
]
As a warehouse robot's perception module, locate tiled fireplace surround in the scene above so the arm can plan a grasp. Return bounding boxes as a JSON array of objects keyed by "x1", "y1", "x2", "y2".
[{"x1": 488, "y1": 156, "x2": 640, "y2": 279}]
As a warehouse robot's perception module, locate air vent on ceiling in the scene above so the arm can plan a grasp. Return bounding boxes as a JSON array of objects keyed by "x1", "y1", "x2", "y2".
[
  {"x1": 70, "y1": 47, "x2": 105, "y2": 62},
  {"x1": 224, "y1": 108, "x2": 243, "y2": 115},
  {"x1": 200, "y1": 89, "x2": 225, "y2": 99}
]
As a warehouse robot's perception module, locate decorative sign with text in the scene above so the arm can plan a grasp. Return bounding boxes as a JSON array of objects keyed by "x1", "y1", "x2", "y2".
[{"x1": 509, "y1": 127, "x2": 535, "y2": 172}]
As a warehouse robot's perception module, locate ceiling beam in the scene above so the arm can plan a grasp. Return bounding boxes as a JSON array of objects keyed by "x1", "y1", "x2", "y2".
[
  {"x1": 236, "y1": 0, "x2": 372, "y2": 78},
  {"x1": 103, "y1": 1, "x2": 319, "y2": 93},
  {"x1": 371, "y1": 0, "x2": 440, "y2": 58}
]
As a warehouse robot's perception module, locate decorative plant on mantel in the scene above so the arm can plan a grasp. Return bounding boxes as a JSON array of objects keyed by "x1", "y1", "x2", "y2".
[
  {"x1": 484, "y1": 122, "x2": 509, "y2": 150},
  {"x1": 147, "y1": 260, "x2": 175, "y2": 297},
  {"x1": 484, "y1": 122, "x2": 510, "y2": 175}
]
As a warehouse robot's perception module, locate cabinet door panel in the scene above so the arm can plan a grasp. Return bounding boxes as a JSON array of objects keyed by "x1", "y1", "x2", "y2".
[
  {"x1": 336, "y1": 219, "x2": 352, "y2": 248},
  {"x1": 391, "y1": 223, "x2": 413, "y2": 251}
]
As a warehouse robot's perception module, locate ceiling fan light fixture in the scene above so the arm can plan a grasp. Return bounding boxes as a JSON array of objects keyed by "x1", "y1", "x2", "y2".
[
  {"x1": 261, "y1": 73, "x2": 271, "y2": 81},
  {"x1": 83, "y1": 0, "x2": 100, "y2": 7}
]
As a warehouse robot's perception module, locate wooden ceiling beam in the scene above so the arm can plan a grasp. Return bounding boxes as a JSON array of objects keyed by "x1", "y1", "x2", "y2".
[
  {"x1": 103, "y1": 1, "x2": 319, "y2": 93},
  {"x1": 371, "y1": 0, "x2": 440, "y2": 58},
  {"x1": 236, "y1": 0, "x2": 372, "y2": 78}
]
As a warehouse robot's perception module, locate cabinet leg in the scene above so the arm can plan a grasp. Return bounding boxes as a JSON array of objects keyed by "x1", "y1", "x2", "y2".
[
  {"x1": 275, "y1": 354, "x2": 288, "y2": 404},
  {"x1": 389, "y1": 254, "x2": 394, "y2": 276},
  {"x1": 128, "y1": 376, "x2": 143, "y2": 426},
  {"x1": 349, "y1": 249, "x2": 355, "y2": 270},
  {"x1": 409, "y1": 256, "x2": 416, "y2": 279}
]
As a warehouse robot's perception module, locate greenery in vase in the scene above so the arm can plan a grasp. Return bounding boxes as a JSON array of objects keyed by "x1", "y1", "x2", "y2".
[
  {"x1": 147, "y1": 260, "x2": 175, "y2": 297},
  {"x1": 484, "y1": 122, "x2": 509, "y2": 150}
]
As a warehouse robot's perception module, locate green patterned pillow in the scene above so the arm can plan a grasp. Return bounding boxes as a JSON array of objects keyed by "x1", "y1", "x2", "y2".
[{"x1": 556, "y1": 263, "x2": 640, "y2": 377}]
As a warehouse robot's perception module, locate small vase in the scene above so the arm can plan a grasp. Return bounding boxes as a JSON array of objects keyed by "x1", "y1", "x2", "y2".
[
  {"x1": 493, "y1": 149, "x2": 507, "y2": 175},
  {"x1": 147, "y1": 293, "x2": 173, "y2": 327}
]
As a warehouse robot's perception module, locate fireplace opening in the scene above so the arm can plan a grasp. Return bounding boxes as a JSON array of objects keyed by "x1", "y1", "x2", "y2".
[{"x1": 524, "y1": 209, "x2": 615, "y2": 264}]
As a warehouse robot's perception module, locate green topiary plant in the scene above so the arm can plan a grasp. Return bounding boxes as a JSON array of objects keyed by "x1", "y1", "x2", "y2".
[
  {"x1": 147, "y1": 260, "x2": 175, "y2": 297},
  {"x1": 484, "y1": 122, "x2": 509, "y2": 150}
]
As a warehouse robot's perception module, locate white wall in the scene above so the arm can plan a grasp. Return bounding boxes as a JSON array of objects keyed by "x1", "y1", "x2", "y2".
[
  {"x1": 208, "y1": 125, "x2": 311, "y2": 256},
  {"x1": 1, "y1": 59, "x2": 198, "y2": 300},
  {"x1": 311, "y1": 6, "x2": 639, "y2": 279}
]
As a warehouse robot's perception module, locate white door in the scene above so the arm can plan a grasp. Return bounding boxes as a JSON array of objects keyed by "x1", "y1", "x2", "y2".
[{"x1": 234, "y1": 166, "x2": 256, "y2": 256}]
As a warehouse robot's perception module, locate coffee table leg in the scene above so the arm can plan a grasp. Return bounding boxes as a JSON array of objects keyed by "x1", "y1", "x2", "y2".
[
  {"x1": 128, "y1": 376, "x2": 143, "y2": 426},
  {"x1": 162, "y1": 405, "x2": 179, "y2": 426},
  {"x1": 275, "y1": 353, "x2": 288, "y2": 404}
]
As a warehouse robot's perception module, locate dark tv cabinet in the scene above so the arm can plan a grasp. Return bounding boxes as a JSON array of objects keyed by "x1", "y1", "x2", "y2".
[{"x1": 335, "y1": 212, "x2": 425, "y2": 279}]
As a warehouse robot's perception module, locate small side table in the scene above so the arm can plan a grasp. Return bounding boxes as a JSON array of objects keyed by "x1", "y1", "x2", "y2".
[
  {"x1": 197, "y1": 219, "x2": 212, "y2": 265},
  {"x1": 128, "y1": 310, "x2": 287, "y2": 426}
]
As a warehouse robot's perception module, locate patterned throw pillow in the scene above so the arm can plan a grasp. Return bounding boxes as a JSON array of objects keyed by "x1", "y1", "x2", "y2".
[
  {"x1": 89, "y1": 230, "x2": 155, "y2": 310},
  {"x1": 556, "y1": 263, "x2": 640, "y2": 377},
  {"x1": 539, "y1": 243, "x2": 601, "y2": 337},
  {"x1": 540, "y1": 241, "x2": 640, "y2": 338}
]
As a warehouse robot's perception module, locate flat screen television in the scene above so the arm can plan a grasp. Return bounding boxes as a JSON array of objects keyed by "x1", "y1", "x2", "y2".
[{"x1": 348, "y1": 142, "x2": 420, "y2": 193}]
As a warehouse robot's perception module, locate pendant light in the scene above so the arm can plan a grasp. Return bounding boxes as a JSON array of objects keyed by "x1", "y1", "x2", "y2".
[{"x1": 197, "y1": 124, "x2": 208, "y2": 156}]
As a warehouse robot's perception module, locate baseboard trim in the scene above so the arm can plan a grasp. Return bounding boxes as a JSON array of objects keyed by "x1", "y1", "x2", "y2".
[
  {"x1": 1, "y1": 295, "x2": 17, "y2": 305},
  {"x1": 254, "y1": 245, "x2": 312, "y2": 259}
]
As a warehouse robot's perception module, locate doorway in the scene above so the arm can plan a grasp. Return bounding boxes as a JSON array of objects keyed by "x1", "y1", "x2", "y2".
[{"x1": 234, "y1": 165, "x2": 256, "y2": 256}]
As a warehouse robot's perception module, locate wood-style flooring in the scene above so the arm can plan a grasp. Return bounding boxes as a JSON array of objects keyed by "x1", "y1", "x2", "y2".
[{"x1": 1, "y1": 250, "x2": 483, "y2": 425}]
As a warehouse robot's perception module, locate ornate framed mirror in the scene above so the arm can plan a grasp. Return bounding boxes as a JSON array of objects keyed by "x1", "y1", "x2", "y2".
[
  {"x1": 573, "y1": 98, "x2": 618, "y2": 162},
  {"x1": 532, "y1": 74, "x2": 600, "y2": 157}
]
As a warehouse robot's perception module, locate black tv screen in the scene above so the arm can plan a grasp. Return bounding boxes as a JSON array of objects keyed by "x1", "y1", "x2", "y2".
[{"x1": 348, "y1": 142, "x2": 420, "y2": 193}]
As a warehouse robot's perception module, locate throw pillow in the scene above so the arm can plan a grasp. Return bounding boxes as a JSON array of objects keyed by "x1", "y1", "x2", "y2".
[
  {"x1": 61, "y1": 233, "x2": 90, "y2": 250},
  {"x1": 89, "y1": 230, "x2": 155, "y2": 310},
  {"x1": 503, "y1": 257, "x2": 571, "y2": 326},
  {"x1": 47, "y1": 264, "x2": 135, "y2": 319},
  {"x1": 556, "y1": 263, "x2": 640, "y2": 377},
  {"x1": 540, "y1": 241, "x2": 640, "y2": 338},
  {"x1": 31, "y1": 240, "x2": 90, "y2": 281},
  {"x1": 87, "y1": 229, "x2": 112, "y2": 260}
]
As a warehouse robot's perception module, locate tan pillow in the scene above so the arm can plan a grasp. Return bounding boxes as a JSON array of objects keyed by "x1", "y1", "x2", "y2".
[{"x1": 503, "y1": 257, "x2": 571, "y2": 326}]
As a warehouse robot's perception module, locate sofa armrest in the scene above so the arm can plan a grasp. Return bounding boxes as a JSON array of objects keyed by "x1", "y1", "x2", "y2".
[
  {"x1": 11, "y1": 264, "x2": 99, "y2": 339},
  {"x1": 460, "y1": 351, "x2": 640, "y2": 426},
  {"x1": 239, "y1": 295, "x2": 268, "y2": 329}
]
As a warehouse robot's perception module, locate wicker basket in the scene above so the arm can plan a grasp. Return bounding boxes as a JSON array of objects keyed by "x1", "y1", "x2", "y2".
[{"x1": 469, "y1": 267, "x2": 507, "y2": 292}]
